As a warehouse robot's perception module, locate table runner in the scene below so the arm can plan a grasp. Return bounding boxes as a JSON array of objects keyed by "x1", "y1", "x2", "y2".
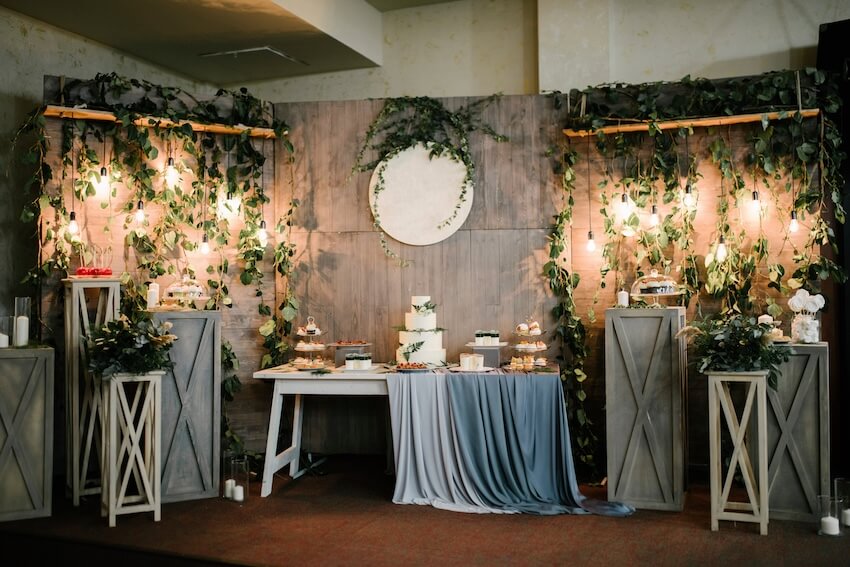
[{"x1": 387, "y1": 371, "x2": 634, "y2": 516}]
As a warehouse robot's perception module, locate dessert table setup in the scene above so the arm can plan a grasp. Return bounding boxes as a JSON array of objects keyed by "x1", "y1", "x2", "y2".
[{"x1": 253, "y1": 297, "x2": 634, "y2": 517}]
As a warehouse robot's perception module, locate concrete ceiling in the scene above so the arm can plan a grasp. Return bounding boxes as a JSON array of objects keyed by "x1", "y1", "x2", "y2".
[{"x1": 0, "y1": 0, "x2": 455, "y2": 85}]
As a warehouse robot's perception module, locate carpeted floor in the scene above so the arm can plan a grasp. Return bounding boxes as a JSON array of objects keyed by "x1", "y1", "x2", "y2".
[{"x1": 1, "y1": 454, "x2": 848, "y2": 566}]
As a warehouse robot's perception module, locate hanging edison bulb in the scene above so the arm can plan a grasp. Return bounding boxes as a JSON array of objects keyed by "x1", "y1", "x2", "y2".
[
  {"x1": 92, "y1": 167, "x2": 109, "y2": 199},
  {"x1": 135, "y1": 200, "x2": 146, "y2": 223},
  {"x1": 257, "y1": 219, "x2": 269, "y2": 247},
  {"x1": 200, "y1": 234, "x2": 210, "y2": 255},
  {"x1": 789, "y1": 210, "x2": 799, "y2": 233},
  {"x1": 68, "y1": 211, "x2": 79, "y2": 235},
  {"x1": 615, "y1": 192, "x2": 632, "y2": 222},
  {"x1": 649, "y1": 204, "x2": 660, "y2": 228},
  {"x1": 682, "y1": 184, "x2": 696, "y2": 210},
  {"x1": 217, "y1": 188, "x2": 241, "y2": 220},
  {"x1": 164, "y1": 156, "x2": 181, "y2": 188},
  {"x1": 749, "y1": 189, "x2": 761, "y2": 215},
  {"x1": 586, "y1": 230, "x2": 596, "y2": 252},
  {"x1": 716, "y1": 234, "x2": 728, "y2": 263}
]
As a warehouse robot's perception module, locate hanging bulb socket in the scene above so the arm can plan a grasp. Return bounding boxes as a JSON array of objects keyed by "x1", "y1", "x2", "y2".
[
  {"x1": 68, "y1": 211, "x2": 79, "y2": 235},
  {"x1": 167, "y1": 157, "x2": 175, "y2": 168},
  {"x1": 752, "y1": 190, "x2": 760, "y2": 202}
]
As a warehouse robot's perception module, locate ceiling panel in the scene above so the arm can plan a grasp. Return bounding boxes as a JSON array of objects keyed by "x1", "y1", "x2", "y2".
[{"x1": 0, "y1": 0, "x2": 397, "y2": 84}]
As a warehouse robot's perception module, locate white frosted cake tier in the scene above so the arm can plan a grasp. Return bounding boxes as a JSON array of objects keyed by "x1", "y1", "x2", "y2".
[
  {"x1": 399, "y1": 330, "x2": 443, "y2": 351},
  {"x1": 411, "y1": 295, "x2": 431, "y2": 306},
  {"x1": 396, "y1": 347, "x2": 446, "y2": 365},
  {"x1": 405, "y1": 312, "x2": 437, "y2": 330}
]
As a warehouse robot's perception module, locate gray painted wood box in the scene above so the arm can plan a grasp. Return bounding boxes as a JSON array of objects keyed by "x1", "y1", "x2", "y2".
[
  {"x1": 0, "y1": 347, "x2": 54, "y2": 521},
  {"x1": 153, "y1": 311, "x2": 221, "y2": 503},
  {"x1": 751, "y1": 343, "x2": 829, "y2": 522},
  {"x1": 605, "y1": 307, "x2": 687, "y2": 511}
]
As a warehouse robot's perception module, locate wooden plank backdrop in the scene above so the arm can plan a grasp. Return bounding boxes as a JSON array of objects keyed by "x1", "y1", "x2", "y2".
[{"x1": 36, "y1": 86, "x2": 832, "y2": 477}]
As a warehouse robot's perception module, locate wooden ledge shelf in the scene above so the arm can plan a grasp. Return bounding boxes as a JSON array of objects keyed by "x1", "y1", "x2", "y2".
[
  {"x1": 43, "y1": 105, "x2": 280, "y2": 139},
  {"x1": 564, "y1": 108, "x2": 820, "y2": 138}
]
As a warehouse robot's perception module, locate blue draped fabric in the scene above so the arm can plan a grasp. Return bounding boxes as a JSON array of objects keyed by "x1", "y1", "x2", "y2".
[{"x1": 387, "y1": 371, "x2": 634, "y2": 517}]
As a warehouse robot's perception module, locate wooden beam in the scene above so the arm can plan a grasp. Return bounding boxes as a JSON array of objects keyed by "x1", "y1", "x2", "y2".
[
  {"x1": 42, "y1": 105, "x2": 280, "y2": 139},
  {"x1": 564, "y1": 109, "x2": 821, "y2": 138}
]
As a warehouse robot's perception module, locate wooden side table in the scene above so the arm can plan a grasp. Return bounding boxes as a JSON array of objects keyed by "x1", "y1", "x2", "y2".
[
  {"x1": 100, "y1": 371, "x2": 162, "y2": 527},
  {"x1": 708, "y1": 370, "x2": 768, "y2": 535},
  {"x1": 63, "y1": 277, "x2": 121, "y2": 505}
]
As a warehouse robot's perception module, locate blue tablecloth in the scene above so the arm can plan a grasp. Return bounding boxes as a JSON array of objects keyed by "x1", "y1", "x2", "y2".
[{"x1": 387, "y1": 371, "x2": 634, "y2": 516}]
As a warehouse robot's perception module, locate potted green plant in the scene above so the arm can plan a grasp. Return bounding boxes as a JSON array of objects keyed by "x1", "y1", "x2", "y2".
[
  {"x1": 678, "y1": 312, "x2": 792, "y2": 389},
  {"x1": 87, "y1": 313, "x2": 177, "y2": 379}
]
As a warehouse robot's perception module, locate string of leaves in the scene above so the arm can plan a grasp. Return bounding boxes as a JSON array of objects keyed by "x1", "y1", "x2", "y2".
[{"x1": 351, "y1": 95, "x2": 508, "y2": 265}]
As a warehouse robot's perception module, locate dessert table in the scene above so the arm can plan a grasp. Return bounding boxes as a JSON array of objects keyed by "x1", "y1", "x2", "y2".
[{"x1": 253, "y1": 364, "x2": 633, "y2": 517}]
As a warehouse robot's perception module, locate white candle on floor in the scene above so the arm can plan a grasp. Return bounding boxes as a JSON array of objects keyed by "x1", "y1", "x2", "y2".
[
  {"x1": 13, "y1": 316, "x2": 28, "y2": 347},
  {"x1": 842, "y1": 508, "x2": 850, "y2": 527},
  {"x1": 224, "y1": 479, "x2": 235, "y2": 499},
  {"x1": 821, "y1": 515, "x2": 840, "y2": 535},
  {"x1": 0, "y1": 332, "x2": 8, "y2": 348},
  {"x1": 233, "y1": 485, "x2": 245, "y2": 502}
]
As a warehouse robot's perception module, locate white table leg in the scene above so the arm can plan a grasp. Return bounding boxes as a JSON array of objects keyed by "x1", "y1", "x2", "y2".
[
  {"x1": 289, "y1": 394, "x2": 304, "y2": 476},
  {"x1": 261, "y1": 382, "x2": 285, "y2": 497},
  {"x1": 709, "y1": 375, "x2": 719, "y2": 532},
  {"x1": 758, "y1": 378, "x2": 768, "y2": 536}
]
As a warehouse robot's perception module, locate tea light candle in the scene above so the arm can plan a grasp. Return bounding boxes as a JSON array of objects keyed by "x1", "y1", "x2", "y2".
[
  {"x1": 843, "y1": 508, "x2": 850, "y2": 527},
  {"x1": 224, "y1": 479, "x2": 235, "y2": 499},
  {"x1": 0, "y1": 333, "x2": 8, "y2": 348},
  {"x1": 617, "y1": 290, "x2": 629, "y2": 307},
  {"x1": 13, "y1": 316, "x2": 28, "y2": 347},
  {"x1": 821, "y1": 515, "x2": 840, "y2": 535},
  {"x1": 233, "y1": 485, "x2": 245, "y2": 502}
]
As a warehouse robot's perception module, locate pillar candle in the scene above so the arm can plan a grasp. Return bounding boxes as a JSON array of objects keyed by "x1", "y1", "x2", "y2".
[
  {"x1": 821, "y1": 515, "x2": 840, "y2": 535},
  {"x1": 13, "y1": 316, "x2": 28, "y2": 347},
  {"x1": 0, "y1": 333, "x2": 8, "y2": 348},
  {"x1": 233, "y1": 485, "x2": 245, "y2": 502},
  {"x1": 842, "y1": 508, "x2": 850, "y2": 527},
  {"x1": 146, "y1": 283, "x2": 159, "y2": 310},
  {"x1": 224, "y1": 479, "x2": 235, "y2": 499},
  {"x1": 617, "y1": 290, "x2": 629, "y2": 307}
]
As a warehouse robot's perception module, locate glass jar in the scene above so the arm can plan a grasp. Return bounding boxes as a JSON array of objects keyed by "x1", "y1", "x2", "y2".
[
  {"x1": 791, "y1": 313, "x2": 820, "y2": 343},
  {"x1": 14, "y1": 297, "x2": 31, "y2": 347},
  {"x1": 224, "y1": 454, "x2": 250, "y2": 504},
  {"x1": 818, "y1": 494, "x2": 842, "y2": 536}
]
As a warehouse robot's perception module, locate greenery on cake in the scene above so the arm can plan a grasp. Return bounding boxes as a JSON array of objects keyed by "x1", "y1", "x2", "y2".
[
  {"x1": 412, "y1": 300, "x2": 437, "y2": 314},
  {"x1": 400, "y1": 341, "x2": 424, "y2": 361}
]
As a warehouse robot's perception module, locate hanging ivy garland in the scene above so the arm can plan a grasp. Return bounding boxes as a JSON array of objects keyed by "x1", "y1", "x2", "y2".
[
  {"x1": 12, "y1": 72, "x2": 300, "y2": 462},
  {"x1": 547, "y1": 67, "x2": 846, "y2": 478},
  {"x1": 351, "y1": 95, "x2": 508, "y2": 265}
]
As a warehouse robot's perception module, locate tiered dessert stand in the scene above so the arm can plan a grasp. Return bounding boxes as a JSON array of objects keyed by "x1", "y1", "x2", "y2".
[
  {"x1": 294, "y1": 318, "x2": 326, "y2": 369},
  {"x1": 509, "y1": 325, "x2": 548, "y2": 370}
]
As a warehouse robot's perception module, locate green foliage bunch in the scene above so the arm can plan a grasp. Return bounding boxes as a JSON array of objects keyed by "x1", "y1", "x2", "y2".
[
  {"x1": 680, "y1": 313, "x2": 792, "y2": 389},
  {"x1": 87, "y1": 313, "x2": 177, "y2": 379}
]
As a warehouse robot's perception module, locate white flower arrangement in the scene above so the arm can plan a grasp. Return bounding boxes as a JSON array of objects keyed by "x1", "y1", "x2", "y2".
[
  {"x1": 787, "y1": 289, "x2": 825, "y2": 315},
  {"x1": 788, "y1": 289, "x2": 825, "y2": 343}
]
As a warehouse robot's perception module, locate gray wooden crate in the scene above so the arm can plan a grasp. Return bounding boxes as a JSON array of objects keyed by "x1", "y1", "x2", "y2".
[
  {"x1": 153, "y1": 312, "x2": 221, "y2": 503},
  {"x1": 0, "y1": 347, "x2": 54, "y2": 521},
  {"x1": 750, "y1": 343, "x2": 829, "y2": 522},
  {"x1": 604, "y1": 307, "x2": 687, "y2": 511}
]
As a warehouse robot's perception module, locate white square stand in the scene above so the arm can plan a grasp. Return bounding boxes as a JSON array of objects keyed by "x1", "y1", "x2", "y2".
[
  {"x1": 63, "y1": 277, "x2": 121, "y2": 506},
  {"x1": 708, "y1": 370, "x2": 769, "y2": 535},
  {"x1": 100, "y1": 371, "x2": 162, "y2": 527}
]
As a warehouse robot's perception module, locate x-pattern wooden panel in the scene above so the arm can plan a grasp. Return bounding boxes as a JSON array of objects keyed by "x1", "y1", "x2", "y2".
[
  {"x1": 611, "y1": 316, "x2": 673, "y2": 504},
  {"x1": 766, "y1": 353, "x2": 818, "y2": 513},
  {"x1": 0, "y1": 360, "x2": 42, "y2": 511},
  {"x1": 162, "y1": 318, "x2": 213, "y2": 493}
]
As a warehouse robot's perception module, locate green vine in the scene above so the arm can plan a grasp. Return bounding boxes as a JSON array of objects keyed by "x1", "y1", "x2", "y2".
[{"x1": 351, "y1": 95, "x2": 508, "y2": 265}]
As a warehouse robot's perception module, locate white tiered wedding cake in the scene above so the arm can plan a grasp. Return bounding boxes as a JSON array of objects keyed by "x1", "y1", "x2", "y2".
[{"x1": 396, "y1": 295, "x2": 446, "y2": 365}]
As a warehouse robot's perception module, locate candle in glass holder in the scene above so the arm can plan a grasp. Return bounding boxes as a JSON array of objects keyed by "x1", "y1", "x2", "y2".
[
  {"x1": 224, "y1": 478, "x2": 235, "y2": 499},
  {"x1": 617, "y1": 290, "x2": 629, "y2": 307},
  {"x1": 233, "y1": 485, "x2": 245, "y2": 502}
]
